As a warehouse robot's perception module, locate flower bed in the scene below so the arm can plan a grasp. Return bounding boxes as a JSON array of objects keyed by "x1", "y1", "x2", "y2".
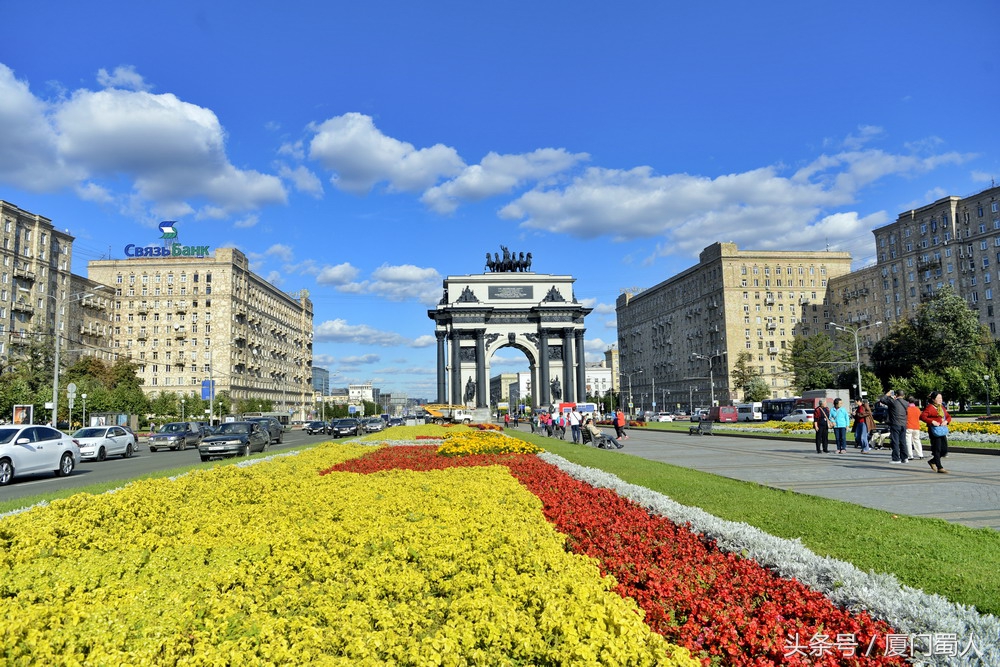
[
  {"x1": 327, "y1": 445, "x2": 909, "y2": 666},
  {"x1": 0, "y1": 444, "x2": 692, "y2": 665}
]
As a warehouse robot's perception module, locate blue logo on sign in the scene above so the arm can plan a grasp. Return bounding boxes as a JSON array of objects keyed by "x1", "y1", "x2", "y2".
[{"x1": 159, "y1": 221, "x2": 178, "y2": 239}]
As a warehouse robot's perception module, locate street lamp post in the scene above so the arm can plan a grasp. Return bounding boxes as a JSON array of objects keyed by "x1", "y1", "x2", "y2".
[
  {"x1": 181, "y1": 398, "x2": 186, "y2": 421},
  {"x1": 81, "y1": 393, "x2": 87, "y2": 427},
  {"x1": 50, "y1": 286, "x2": 107, "y2": 427},
  {"x1": 650, "y1": 371, "x2": 656, "y2": 414},
  {"x1": 985, "y1": 375, "x2": 991, "y2": 418},
  {"x1": 627, "y1": 369, "x2": 643, "y2": 419},
  {"x1": 691, "y1": 352, "x2": 723, "y2": 407},
  {"x1": 829, "y1": 321, "x2": 883, "y2": 401}
]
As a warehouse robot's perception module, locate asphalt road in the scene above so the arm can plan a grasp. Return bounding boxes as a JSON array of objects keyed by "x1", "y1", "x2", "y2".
[{"x1": 0, "y1": 429, "x2": 330, "y2": 504}]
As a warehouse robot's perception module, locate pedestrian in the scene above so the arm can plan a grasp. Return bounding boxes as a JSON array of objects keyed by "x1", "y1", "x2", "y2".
[
  {"x1": 568, "y1": 408, "x2": 582, "y2": 444},
  {"x1": 614, "y1": 409, "x2": 628, "y2": 439},
  {"x1": 852, "y1": 400, "x2": 872, "y2": 452},
  {"x1": 906, "y1": 396, "x2": 925, "y2": 460},
  {"x1": 529, "y1": 413, "x2": 537, "y2": 433},
  {"x1": 813, "y1": 399, "x2": 831, "y2": 454},
  {"x1": 920, "y1": 391, "x2": 952, "y2": 474},
  {"x1": 557, "y1": 413, "x2": 567, "y2": 439},
  {"x1": 878, "y1": 389, "x2": 910, "y2": 463},
  {"x1": 829, "y1": 398, "x2": 850, "y2": 453},
  {"x1": 504, "y1": 412, "x2": 510, "y2": 429}
]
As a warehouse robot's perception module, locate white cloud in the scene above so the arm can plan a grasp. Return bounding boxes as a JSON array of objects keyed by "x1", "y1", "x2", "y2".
[
  {"x1": 500, "y1": 142, "x2": 973, "y2": 258},
  {"x1": 265, "y1": 270, "x2": 283, "y2": 285},
  {"x1": 278, "y1": 164, "x2": 323, "y2": 198},
  {"x1": 337, "y1": 354, "x2": 381, "y2": 366},
  {"x1": 411, "y1": 335, "x2": 435, "y2": 348},
  {"x1": 593, "y1": 302, "x2": 616, "y2": 315},
  {"x1": 316, "y1": 262, "x2": 360, "y2": 285},
  {"x1": 265, "y1": 243, "x2": 294, "y2": 262},
  {"x1": 96, "y1": 65, "x2": 150, "y2": 92},
  {"x1": 0, "y1": 64, "x2": 287, "y2": 219},
  {"x1": 337, "y1": 263, "x2": 442, "y2": 304},
  {"x1": 0, "y1": 64, "x2": 80, "y2": 191},
  {"x1": 314, "y1": 319, "x2": 429, "y2": 347},
  {"x1": 421, "y1": 148, "x2": 588, "y2": 214},
  {"x1": 233, "y1": 214, "x2": 259, "y2": 229},
  {"x1": 309, "y1": 112, "x2": 464, "y2": 194}
]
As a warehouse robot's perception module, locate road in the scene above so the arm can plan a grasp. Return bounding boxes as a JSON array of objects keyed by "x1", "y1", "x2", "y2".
[{"x1": 0, "y1": 429, "x2": 329, "y2": 504}]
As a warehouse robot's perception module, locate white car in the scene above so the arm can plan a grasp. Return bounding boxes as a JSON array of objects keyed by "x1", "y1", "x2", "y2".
[
  {"x1": 72, "y1": 425, "x2": 137, "y2": 461},
  {"x1": 0, "y1": 424, "x2": 81, "y2": 485},
  {"x1": 654, "y1": 413, "x2": 674, "y2": 422},
  {"x1": 782, "y1": 409, "x2": 815, "y2": 423}
]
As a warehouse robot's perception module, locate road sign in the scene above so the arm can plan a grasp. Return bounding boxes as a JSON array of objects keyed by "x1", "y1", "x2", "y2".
[
  {"x1": 201, "y1": 380, "x2": 215, "y2": 401},
  {"x1": 67, "y1": 382, "x2": 78, "y2": 397}
]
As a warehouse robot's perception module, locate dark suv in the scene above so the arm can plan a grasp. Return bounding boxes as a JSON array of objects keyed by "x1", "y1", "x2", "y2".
[
  {"x1": 304, "y1": 420, "x2": 329, "y2": 435},
  {"x1": 330, "y1": 418, "x2": 363, "y2": 438},
  {"x1": 245, "y1": 417, "x2": 284, "y2": 444}
]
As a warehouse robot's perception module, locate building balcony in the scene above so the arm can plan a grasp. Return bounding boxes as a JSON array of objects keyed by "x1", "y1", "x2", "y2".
[
  {"x1": 13, "y1": 267, "x2": 36, "y2": 281},
  {"x1": 12, "y1": 301, "x2": 33, "y2": 314}
]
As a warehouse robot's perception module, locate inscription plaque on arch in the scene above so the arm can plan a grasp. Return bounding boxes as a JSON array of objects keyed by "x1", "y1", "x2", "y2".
[{"x1": 489, "y1": 285, "x2": 533, "y2": 299}]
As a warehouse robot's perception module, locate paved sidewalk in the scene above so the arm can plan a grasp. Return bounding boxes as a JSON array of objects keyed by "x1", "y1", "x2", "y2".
[{"x1": 515, "y1": 424, "x2": 1000, "y2": 531}]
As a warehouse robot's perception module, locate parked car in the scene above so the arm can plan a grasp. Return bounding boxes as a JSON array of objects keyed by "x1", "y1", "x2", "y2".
[
  {"x1": 245, "y1": 417, "x2": 284, "y2": 444},
  {"x1": 149, "y1": 422, "x2": 203, "y2": 451},
  {"x1": 198, "y1": 421, "x2": 270, "y2": 461},
  {"x1": 363, "y1": 418, "x2": 385, "y2": 433},
  {"x1": 72, "y1": 425, "x2": 137, "y2": 461},
  {"x1": 782, "y1": 409, "x2": 816, "y2": 423},
  {"x1": 0, "y1": 424, "x2": 81, "y2": 485},
  {"x1": 387, "y1": 417, "x2": 404, "y2": 427},
  {"x1": 654, "y1": 412, "x2": 674, "y2": 422},
  {"x1": 690, "y1": 409, "x2": 709, "y2": 422},
  {"x1": 330, "y1": 418, "x2": 364, "y2": 438},
  {"x1": 304, "y1": 420, "x2": 329, "y2": 435},
  {"x1": 872, "y1": 403, "x2": 889, "y2": 424}
]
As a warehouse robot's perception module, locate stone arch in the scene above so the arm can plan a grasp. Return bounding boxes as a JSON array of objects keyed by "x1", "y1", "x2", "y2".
[{"x1": 428, "y1": 268, "x2": 592, "y2": 411}]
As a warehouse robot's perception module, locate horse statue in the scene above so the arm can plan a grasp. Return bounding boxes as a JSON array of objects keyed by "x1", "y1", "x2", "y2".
[{"x1": 485, "y1": 252, "x2": 495, "y2": 272}]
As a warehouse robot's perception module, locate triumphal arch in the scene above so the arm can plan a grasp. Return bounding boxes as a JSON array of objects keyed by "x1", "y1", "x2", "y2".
[{"x1": 427, "y1": 247, "x2": 592, "y2": 410}]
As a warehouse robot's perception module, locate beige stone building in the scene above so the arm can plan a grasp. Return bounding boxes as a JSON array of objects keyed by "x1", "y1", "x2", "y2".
[
  {"x1": 825, "y1": 184, "x2": 1000, "y2": 366},
  {"x1": 615, "y1": 242, "x2": 854, "y2": 409},
  {"x1": 0, "y1": 200, "x2": 89, "y2": 365},
  {"x1": 87, "y1": 247, "x2": 314, "y2": 420}
]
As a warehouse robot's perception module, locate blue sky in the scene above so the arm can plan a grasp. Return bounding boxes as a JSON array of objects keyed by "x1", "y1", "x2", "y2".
[{"x1": 2, "y1": 0, "x2": 998, "y2": 399}]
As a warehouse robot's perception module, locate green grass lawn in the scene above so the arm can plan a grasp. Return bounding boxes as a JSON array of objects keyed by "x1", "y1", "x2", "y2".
[{"x1": 510, "y1": 430, "x2": 1000, "y2": 617}]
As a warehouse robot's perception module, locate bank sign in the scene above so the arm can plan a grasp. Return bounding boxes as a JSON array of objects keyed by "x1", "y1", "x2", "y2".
[{"x1": 124, "y1": 221, "x2": 211, "y2": 258}]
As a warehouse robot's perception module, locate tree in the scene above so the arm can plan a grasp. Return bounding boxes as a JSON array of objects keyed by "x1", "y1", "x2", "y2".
[
  {"x1": 731, "y1": 351, "x2": 768, "y2": 400},
  {"x1": 871, "y1": 288, "x2": 990, "y2": 406},
  {"x1": 780, "y1": 334, "x2": 837, "y2": 392}
]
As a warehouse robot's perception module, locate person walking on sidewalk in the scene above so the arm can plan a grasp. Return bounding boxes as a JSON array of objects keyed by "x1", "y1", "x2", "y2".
[
  {"x1": 830, "y1": 398, "x2": 850, "y2": 453},
  {"x1": 920, "y1": 391, "x2": 952, "y2": 473},
  {"x1": 813, "y1": 399, "x2": 831, "y2": 454},
  {"x1": 879, "y1": 389, "x2": 910, "y2": 463},
  {"x1": 568, "y1": 408, "x2": 582, "y2": 444},
  {"x1": 852, "y1": 399, "x2": 873, "y2": 452},
  {"x1": 613, "y1": 410, "x2": 628, "y2": 440},
  {"x1": 906, "y1": 396, "x2": 925, "y2": 460}
]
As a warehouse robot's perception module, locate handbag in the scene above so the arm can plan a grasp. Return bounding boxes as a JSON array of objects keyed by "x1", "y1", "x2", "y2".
[{"x1": 930, "y1": 424, "x2": 949, "y2": 437}]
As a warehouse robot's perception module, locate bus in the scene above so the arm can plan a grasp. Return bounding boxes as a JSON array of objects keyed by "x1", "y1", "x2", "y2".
[
  {"x1": 761, "y1": 398, "x2": 796, "y2": 422},
  {"x1": 241, "y1": 411, "x2": 291, "y2": 426},
  {"x1": 735, "y1": 402, "x2": 763, "y2": 421}
]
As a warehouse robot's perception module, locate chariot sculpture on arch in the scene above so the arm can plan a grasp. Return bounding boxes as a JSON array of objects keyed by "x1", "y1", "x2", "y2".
[{"x1": 485, "y1": 245, "x2": 532, "y2": 272}]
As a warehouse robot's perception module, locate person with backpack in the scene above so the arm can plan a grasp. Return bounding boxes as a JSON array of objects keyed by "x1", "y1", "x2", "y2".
[
  {"x1": 813, "y1": 399, "x2": 831, "y2": 454},
  {"x1": 879, "y1": 389, "x2": 910, "y2": 463}
]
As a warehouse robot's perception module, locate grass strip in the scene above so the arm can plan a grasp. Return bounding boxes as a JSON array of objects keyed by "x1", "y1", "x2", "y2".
[{"x1": 509, "y1": 431, "x2": 1000, "y2": 617}]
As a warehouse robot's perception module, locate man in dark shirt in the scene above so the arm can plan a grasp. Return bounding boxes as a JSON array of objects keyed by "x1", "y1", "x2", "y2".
[{"x1": 878, "y1": 390, "x2": 910, "y2": 463}]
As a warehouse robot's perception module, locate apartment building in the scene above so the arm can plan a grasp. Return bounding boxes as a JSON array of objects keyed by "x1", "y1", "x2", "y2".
[
  {"x1": 87, "y1": 247, "x2": 314, "y2": 420},
  {"x1": 0, "y1": 200, "x2": 90, "y2": 364},
  {"x1": 616, "y1": 242, "x2": 854, "y2": 407}
]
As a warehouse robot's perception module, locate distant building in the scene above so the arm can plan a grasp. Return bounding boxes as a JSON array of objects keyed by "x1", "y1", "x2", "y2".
[
  {"x1": 87, "y1": 247, "x2": 314, "y2": 420},
  {"x1": 312, "y1": 367, "x2": 330, "y2": 395},
  {"x1": 616, "y1": 242, "x2": 854, "y2": 407}
]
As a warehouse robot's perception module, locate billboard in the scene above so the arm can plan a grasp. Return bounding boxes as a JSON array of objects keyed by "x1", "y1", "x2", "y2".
[{"x1": 12, "y1": 405, "x2": 33, "y2": 425}]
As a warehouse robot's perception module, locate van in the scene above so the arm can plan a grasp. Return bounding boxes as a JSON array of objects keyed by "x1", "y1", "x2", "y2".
[{"x1": 708, "y1": 406, "x2": 738, "y2": 422}]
